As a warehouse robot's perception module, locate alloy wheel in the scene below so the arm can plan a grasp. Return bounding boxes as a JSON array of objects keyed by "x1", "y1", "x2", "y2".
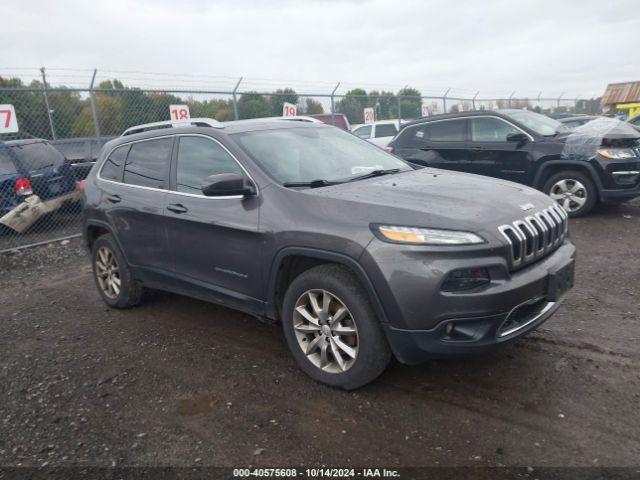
[
  {"x1": 95, "y1": 246, "x2": 121, "y2": 299},
  {"x1": 549, "y1": 178, "x2": 587, "y2": 213},
  {"x1": 293, "y1": 289, "x2": 359, "y2": 373}
]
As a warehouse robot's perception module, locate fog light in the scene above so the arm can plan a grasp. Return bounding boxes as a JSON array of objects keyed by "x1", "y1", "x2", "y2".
[
  {"x1": 441, "y1": 268, "x2": 490, "y2": 292},
  {"x1": 445, "y1": 323, "x2": 454, "y2": 336}
]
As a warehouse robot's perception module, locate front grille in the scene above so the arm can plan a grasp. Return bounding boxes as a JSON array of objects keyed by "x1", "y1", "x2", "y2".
[{"x1": 498, "y1": 204, "x2": 568, "y2": 271}]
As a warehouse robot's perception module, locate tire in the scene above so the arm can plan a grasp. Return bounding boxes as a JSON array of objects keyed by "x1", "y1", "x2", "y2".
[
  {"x1": 281, "y1": 264, "x2": 391, "y2": 390},
  {"x1": 543, "y1": 170, "x2": 597, "y2": 217},
  {"x1": 91, "y1": 234, "x2": 143, "y2": 309}
]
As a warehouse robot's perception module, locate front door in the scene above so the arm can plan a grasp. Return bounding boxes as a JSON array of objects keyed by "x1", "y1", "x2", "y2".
[
  {"x1": 164, "y1": 134, "x2": 262, "y2": 303},
  {"x1": 468, "y1": 116, "x2": 532, "y2": 184}
]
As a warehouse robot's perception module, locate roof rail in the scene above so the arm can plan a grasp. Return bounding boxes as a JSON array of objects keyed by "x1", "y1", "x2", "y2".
[{"x1": 121, "y1": 118, "x2": 223, "y2": 136}]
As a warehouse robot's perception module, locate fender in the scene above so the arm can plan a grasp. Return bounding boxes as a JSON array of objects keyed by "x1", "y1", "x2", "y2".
[
  {"x1": 265, "y1": 246, "x2": 390, "y2": 326},
  {"x1": 532, "y1": 159, "x2": 603, "y2": 190},
  {"x1": 83, "y1": 219, "x2": 129, "y2": 263}
]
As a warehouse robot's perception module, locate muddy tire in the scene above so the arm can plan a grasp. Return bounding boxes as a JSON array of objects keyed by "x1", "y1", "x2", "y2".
[
  {"x1": 91, "y1": 234, "x2": 143, "y2": 309},
  {"x1": 282, "y1": 264, "x2": 391, "y2": 390}
]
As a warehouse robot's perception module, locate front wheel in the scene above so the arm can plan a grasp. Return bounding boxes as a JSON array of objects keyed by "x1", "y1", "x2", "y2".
[
  {"x1": 282, "y1": 264, "x2": 391, "y2": 390},
  {"x1": 543, "y1": 170, "x2": 597, "y2": 217}
]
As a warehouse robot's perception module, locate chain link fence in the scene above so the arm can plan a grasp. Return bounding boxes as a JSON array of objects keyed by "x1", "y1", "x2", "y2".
[{"x1": 0, "y1": 68, "x2": 595, "y2": 252}]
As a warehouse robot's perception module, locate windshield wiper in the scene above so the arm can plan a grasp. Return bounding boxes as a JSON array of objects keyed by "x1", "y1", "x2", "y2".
[
  {"x1": 347, "y1": 168, "x2": 401, "y2": 183},
  {"x1": 282, "y1": 179, "x2": 342, "y2": 189}
]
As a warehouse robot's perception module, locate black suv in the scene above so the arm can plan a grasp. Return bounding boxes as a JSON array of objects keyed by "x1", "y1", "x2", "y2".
[
  {"x1": 388, "y1": 110, "x2": 640, "y2": 217},
  {"x1": 82, "y1": 118, "x2": 575, "y2": 389}
]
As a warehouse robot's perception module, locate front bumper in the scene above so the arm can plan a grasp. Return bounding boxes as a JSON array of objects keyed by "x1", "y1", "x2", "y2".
[{"x1": 362, "y1": 238, "x2": 576, "y2": 364}]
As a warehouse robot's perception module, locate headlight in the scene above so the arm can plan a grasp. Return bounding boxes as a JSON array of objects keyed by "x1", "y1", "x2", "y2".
[
  {"x1": 597, "y1": 148, "x2": 637, "y2": 159},
  {"x1": 375, "y1": 225, "x2": 485, "y2": 245}
]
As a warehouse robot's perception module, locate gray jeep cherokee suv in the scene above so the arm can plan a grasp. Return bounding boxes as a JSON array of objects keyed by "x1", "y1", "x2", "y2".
[{"x1": 82, "y1": 118, "x2": 576, "y2": 389}]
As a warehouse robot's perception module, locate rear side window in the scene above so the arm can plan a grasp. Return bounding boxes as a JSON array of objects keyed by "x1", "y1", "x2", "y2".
[
  {"x1": 375, "y1": 124, "x2": 398, "y2": 138},
  {"x1": 353, "y1": 125, "x2": 372, "y2": 139},
  {"x1": 424, "y1": 120, "x2": 466, "y2": 142},
  {"x1": 0, "y1": 149, "x2": 17, "y2": 175},
  {"x1": 100, "y1": 145, "x2": 129, "y2": 182},
  {"x1": 471, "y1": 117, "x2": 520, "y2": 142},
  {"x1": 176, "y1": 136, "x2": 243, "y2": 194},
  {"x1": 123, "y1": 138, "x2": 173, "y2": 189}
]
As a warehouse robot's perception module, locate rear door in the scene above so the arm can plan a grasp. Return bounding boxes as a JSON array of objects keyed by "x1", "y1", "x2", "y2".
[
  {"x1": 371, "y1": 123, "x2": 398, "y2": 147},
  {"x1": 97, "y1": 137, "x2": 173, "y2": 272},
  {"x1": 165, "y1": 134, "x2": 262, "y2": 302},
  {"x1": 396, "y1": 118, "x2": 470, "y2": 171},
  {"x1": 468, "y1": 116, "x2": 532, "y2": 183}
]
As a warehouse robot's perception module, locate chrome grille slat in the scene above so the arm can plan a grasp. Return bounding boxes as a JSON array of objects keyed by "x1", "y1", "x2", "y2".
[{"x1": 498, "y1": 205, "x2": 569, "y2": 271}]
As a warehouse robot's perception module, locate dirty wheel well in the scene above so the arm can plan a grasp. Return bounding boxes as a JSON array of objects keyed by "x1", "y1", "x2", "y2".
[
  {"x1": 273, "y1": 256, "x2": 347, "y2": 321},
  {"x1": 86, "y1": 225, "x2": 110, "y2": 250},
  {"x1": 537, "y1": 164, "x2": 597, "y2": 192}
]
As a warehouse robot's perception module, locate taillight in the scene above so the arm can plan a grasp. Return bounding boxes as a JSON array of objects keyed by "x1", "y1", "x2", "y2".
[
  {"x1": 385, "y1": 146, "x2": 394, "y2": 154},
  {"x1": 15, "y1": 178, "x2": 33, "y2": 196},
  {"x1": 77, "y1": 180, "x2": 85, "y2": 193}
]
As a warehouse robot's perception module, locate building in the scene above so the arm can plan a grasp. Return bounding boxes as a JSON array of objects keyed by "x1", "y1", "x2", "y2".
[{"x1": 601, "y1": 81, "x2": 640, "y2": 118}]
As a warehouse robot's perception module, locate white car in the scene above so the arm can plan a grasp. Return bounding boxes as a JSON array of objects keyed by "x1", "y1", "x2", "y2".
[{"x1": 351, "y1": 120, "x2": 400, "y2": 147}]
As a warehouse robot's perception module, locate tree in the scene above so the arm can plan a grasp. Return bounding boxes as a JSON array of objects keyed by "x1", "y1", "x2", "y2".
[
  {"x1": 368, "y1": 90, "x2": 396, "y2": 120},
  {"x1": 336, "y1": 88, "x2": 368, "y2": 123},
  {"x1": 397, "y1": 87, "x2": 422, "y2": 119},
  {"x1": 237, "y1": 92, "x2": 271, "y2": 119},
  {"x1": 269, "y1": 88, "x2": 298, "y2": 116},
  {"x1": 301, "y1": 98, "x2": 324, "y2": 115}
]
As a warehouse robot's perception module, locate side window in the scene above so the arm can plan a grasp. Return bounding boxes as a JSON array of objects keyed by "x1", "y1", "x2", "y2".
[
  {"x1": 176, "y1": 136, "x2": 243, "y2": 195},
  {"x1": 424, "y1": 120, "x2": 466, "y2": 142},
  {"x1": 123, "y1": 138, "x2": 173, "y2": 189},
  {"x1": 375, "y1": 124, "x2": 398, "y2": 138},
  {"x1": 471, "y1": 117, "x2": 520, "y2": 142},
  {"x1": 353, "y1": 125, "x2": 372, "y2": 139},
  {"x1": 99, "y1": 145, "x2": 129, "y2": 182}
]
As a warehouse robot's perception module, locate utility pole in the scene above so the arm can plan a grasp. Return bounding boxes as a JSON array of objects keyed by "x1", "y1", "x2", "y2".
[
  {"x1": 89, "y1": 68, "x2": 101, "y2": 138},
  {"x1": 232, "y1": 77, "x2": 243, "y2": 120},
  {"x1": 40, "y1": 67, "x2": 56, "y2": 140}
]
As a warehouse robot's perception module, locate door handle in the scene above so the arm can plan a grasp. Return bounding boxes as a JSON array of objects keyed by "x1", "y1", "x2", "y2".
[
  {"x1": 167, "y1": 203, "x2": 188, "y2": 214},
  {"x1": 106, "y1": 194, "x2": 121, "y2": 204}
]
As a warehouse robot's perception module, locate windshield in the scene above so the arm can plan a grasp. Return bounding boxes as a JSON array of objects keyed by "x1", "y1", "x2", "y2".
[
  {"x1": 501, "y1": 110, "x2": 569, "y2": 136},
  {"x1": 231, "y1": 126, "x2": 411, "y2": 185}
]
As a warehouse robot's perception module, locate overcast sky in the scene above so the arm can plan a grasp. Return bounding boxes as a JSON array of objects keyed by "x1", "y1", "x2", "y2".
[{"x1": 3, "y1": 0, "x2": 638, "y2": 99}]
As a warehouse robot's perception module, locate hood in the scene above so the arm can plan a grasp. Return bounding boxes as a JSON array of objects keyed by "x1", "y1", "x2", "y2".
[
  {"x1": 303, "y1": 168, "x2": 555, "y2": 235},
  {"x1": 559, "y1": 118, "x2": 640, "y2": 159}
]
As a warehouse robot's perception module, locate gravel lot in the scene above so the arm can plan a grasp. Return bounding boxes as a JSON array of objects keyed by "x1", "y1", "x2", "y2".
[{"x1": 1, "y1": 202, "x2": 639, "y2": 471}]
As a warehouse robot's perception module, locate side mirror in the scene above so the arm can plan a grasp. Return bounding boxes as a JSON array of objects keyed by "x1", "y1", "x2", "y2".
[
  {"x1": 201, "y1": 173, "x2": 256, "y2": 197},
  {"x1": 506, "y1": 132, "x2": 529, "y2": 143}
]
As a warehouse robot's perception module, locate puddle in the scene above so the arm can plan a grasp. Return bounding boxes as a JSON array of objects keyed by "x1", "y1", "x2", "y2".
[{"x1": 177, "y1": 394, "x2": 219, "y2": 415}]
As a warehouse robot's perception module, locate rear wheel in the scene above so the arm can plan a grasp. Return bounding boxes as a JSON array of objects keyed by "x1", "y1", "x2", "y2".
[
  {"x1": 543, "y1": 170, "x2": 597, "y2": 217},
  {"x1": 91, "y1": 234, "x2": 142, "y2": 308},
  {"x1": 282, "y1": 264, "x2": 391, "y2": 389}
]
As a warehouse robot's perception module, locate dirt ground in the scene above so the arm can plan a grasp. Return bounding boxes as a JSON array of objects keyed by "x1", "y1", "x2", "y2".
[{"x1": 1, "y1": 202, "x2": 639, "y2": 471}]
